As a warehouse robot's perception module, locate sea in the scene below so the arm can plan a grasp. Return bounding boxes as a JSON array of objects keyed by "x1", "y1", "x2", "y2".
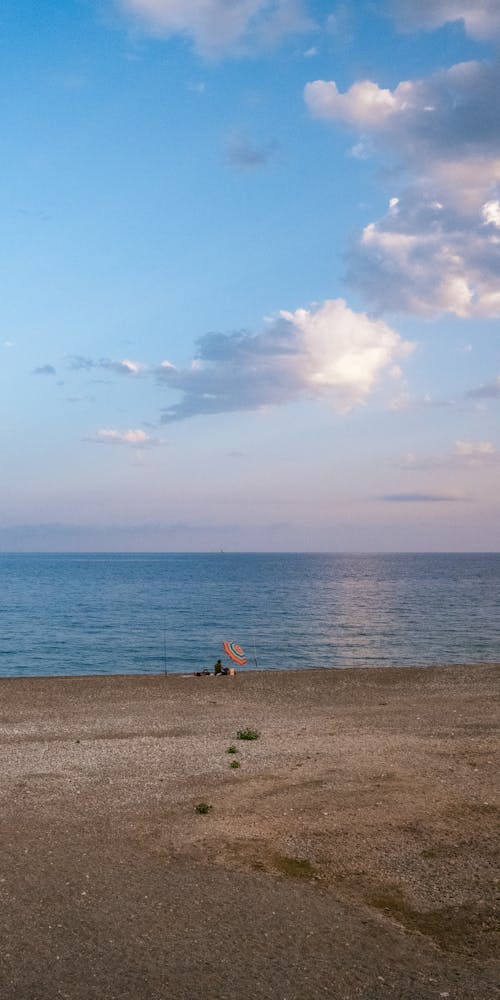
[{"x1": 1, "y1": 552, "x2": 499, "y2": 677}]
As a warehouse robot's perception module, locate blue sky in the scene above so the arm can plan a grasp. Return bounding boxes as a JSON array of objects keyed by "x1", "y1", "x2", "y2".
[{"x1": 1, "y1": 0, "x2": 499, "y2": 551}]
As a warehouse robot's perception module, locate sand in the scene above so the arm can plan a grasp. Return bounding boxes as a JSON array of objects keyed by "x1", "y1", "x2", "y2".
[{"x1": 0, "y1": 664, "x2": 498, "y2": 999}]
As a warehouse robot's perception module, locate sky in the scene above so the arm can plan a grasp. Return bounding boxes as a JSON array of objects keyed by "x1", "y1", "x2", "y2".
[{"x1": 1, "y1": 0, "x2": 499, "y2": 552}]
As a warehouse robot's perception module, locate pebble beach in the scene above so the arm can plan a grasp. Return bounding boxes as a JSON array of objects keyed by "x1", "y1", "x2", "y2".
[{"x1": 0, "y1": 664, "x2": 498, "y2": 999}]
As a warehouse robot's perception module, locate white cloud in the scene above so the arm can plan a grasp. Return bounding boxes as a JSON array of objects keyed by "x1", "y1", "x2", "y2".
[
  {"x1": 482, "y1": 200, "x2": 500, "y2": 228},
  {"x1": 117, "y1": 0, "x2": 313, "y2": 55},
  {"x1": 348, "y1": 192, "x2": 500, "y2": 317},
  {"x1": 305, "y1": 78, "x2": 412, "y2": 127},
  {"x1": 305, "y1": 61, "x2": 500, "y2": 170},
  {"x1": 388, "y1": 0, "x2": 500, "y2": 40},
  {"x1": 455, "y1": 440, "x2": 496, "y2": 457},
  {"x1": 280, "y1": 300, "x2": 412, "y2": 410},
  {"x1": 305, "y1": 59, "x2": 500, "y2": 317},
  {"x1": 155, "y1": 298, "x2": 413, "y2": 422},
  {"x1": 93, "y1": 428, "x2": 156, "y2": 446},
  {"x1": 119, "y1": 358, "x2": 144, "y2": 374},
  {"x1": 353, "y1": 202, "x2": 473, "y2": 316}
]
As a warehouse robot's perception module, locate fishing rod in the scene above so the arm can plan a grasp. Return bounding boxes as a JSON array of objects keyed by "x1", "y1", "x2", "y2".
[{"x1": 253, "y1": 632, "x2": 258, "y2": 669}]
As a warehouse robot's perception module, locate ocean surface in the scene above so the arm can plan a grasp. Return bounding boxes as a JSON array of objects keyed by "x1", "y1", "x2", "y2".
[{"x1": 1, "y1": 553, "x2": 499, "y2": 677}]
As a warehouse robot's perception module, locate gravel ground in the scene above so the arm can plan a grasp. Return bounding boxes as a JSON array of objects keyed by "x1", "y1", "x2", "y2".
[{"x1": 0, "y1": 664, "x2": 498, "y2": 999}]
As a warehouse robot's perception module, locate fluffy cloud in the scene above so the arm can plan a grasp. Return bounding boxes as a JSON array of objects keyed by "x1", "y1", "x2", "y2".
[
  {"x1": 388, "y1": 0, "x2": 500, "y2": 39},
  {"x1": 306, "y1": 61, "x2": 500, "y2": 165},
  {"x1": 92, "y1": 428, "x2": 156, "y2": 446},
  {"x1": 305, "y1": 78, "x2": 410, "y2": 128},
  {"x1": 155, "y1": 298, "x2": 412, "y2": 422},
  {"x1": 346, "y1": 190, "x2": 500, "y2": 317},
  {"x1": 305, "y1": 59, "x2": 500, "y2": 317},
  {"x1": 482, "y1": 200, "x2": 500, "y2": 228},
  {"x1": 117, "y1": 0, "x2": 313, "y2": 55}
]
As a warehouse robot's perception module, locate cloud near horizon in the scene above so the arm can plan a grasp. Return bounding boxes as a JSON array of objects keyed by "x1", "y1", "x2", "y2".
[
  {"x1": 467, "y1": 374, "x2": 500, "y2": 399},
  {"x1": 381, "y1": 492, "x2": 465, "y2": 502},
  {"x1": 155, "y1": 298, "x2": 413, "y2": 423},
  {"x1": 117, "y1": 0, "x2": 313, "y2": 56},
  {"x1": 399, "y1": 440, "x2": 498, "y2": 472},
  {"x1": 305, "y1": 55, "x2": 500, "y2": 317},
  {"x1": 90, "y1": 428, "x2": 157, "y2": 447},
  {"x1": 455, "y1": 439, "x2": 496, "y2": 458}
]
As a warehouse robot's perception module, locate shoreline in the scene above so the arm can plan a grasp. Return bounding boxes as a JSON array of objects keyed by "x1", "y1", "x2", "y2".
[
  {"x1": 1, "y1": 658, "x2": 499, "y2": 681},
  {"x1": 0, "y1": 663, "x2": 498, "y2": 998}
]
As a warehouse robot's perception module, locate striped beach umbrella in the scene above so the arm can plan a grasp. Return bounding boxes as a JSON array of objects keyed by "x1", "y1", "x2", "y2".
[{"x1": 223, "y1": 641, "x2": 247, "y2": 665}]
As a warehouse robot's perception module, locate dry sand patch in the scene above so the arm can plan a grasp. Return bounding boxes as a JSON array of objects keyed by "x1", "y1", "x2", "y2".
[{"x1": 0, "y1": 665, "x2": 498, "y2": 999}]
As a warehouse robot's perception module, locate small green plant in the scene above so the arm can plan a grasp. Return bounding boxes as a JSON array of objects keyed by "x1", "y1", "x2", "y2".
[
  {"x1": 237, "y1": 728, "x2": 260, "y2": 741},
  {"x1": 230, "y1": 759, "x2": 240, "y2": 769},
  {"x1": 226, "y1": 745, "x2": 238, "y2": 754},
  {"x1": 195, "y1": 802, "x2": 212, "y2": 814}
]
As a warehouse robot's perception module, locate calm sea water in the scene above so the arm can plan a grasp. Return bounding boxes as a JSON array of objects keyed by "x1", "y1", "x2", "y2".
[{"x1": 1, "y1": 553, "x2": 499, "y2": 677}]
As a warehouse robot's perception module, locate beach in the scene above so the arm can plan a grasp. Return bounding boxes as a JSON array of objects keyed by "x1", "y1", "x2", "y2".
[{"x1": 0, "y1": 664, "x2": 498, "y2": 999}]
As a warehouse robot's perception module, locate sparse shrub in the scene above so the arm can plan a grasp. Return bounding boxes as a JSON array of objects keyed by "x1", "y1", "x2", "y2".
[
  {"x1": 230, "y1": 760, "x2": 240, "y2": 769},
  {"x1": 237, "y1": 728, "x2": 260, "y2": 741},
  {"x1": 195, "y1": 802, "x2": 212, "y2": 814},
  {"x1": 227, "y1": 745, "x2": 238, "y2": 754}
]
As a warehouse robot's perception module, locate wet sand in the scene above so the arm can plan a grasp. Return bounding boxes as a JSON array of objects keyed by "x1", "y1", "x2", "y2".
[{"x1": 0, "y1": 664, "x2": 498, "y2": 999}]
